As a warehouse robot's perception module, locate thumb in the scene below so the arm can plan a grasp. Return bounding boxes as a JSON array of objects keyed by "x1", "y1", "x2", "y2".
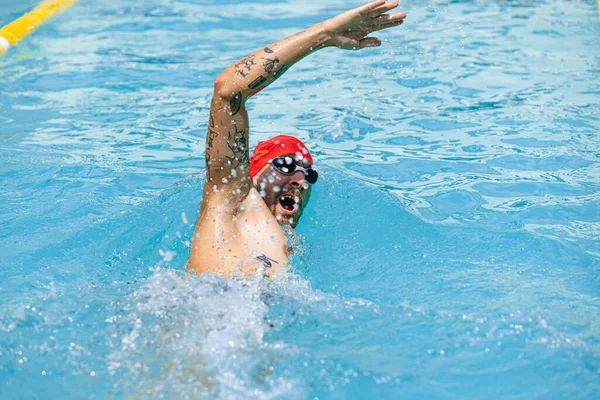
[
  {"x1": 359, "y1": 37, "x2": 381, "y2": 48},
  {"x1": 336, "y1": 36, "x2": 361, "y2": 50}
]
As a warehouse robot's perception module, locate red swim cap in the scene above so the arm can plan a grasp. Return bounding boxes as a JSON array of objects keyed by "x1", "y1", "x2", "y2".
[{"x1": 249, "y1": 135, "x2": 313, "y2": 178}]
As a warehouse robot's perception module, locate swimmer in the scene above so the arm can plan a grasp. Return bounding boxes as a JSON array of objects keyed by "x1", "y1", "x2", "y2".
[{"x1": 188, "y1": 0, "x2": 407, "y2": 276}]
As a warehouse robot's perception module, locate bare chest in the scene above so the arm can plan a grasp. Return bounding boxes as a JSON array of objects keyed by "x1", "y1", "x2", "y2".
[
  {"x1": 235, "y1": 196, "x2": 289, "y2": 269},
  {"x1": 188, "y1": 192, "x2": 289, "y2": 277}
]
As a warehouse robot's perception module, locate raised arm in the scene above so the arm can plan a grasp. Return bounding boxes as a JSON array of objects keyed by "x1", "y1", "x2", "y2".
[{"x1": 203, "y1": 0, "x2": 406, "y2": 205}]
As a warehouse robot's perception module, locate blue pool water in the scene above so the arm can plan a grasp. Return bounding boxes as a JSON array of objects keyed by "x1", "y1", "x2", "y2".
[{"x1": 1, "y1": 0, "x2": 599, "y2": 398}]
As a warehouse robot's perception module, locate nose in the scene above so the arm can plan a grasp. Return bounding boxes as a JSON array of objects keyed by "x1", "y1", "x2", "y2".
[{"x1": 289, "y1": 170, "x2": 305, "y2": 187}]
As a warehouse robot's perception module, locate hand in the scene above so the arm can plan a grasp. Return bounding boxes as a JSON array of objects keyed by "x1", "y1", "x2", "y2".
[{"x1": 321, "y1": 0, "x2": 406, "y2": 50}]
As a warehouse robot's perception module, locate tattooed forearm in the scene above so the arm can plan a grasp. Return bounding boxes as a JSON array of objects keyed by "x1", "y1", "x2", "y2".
[
  {"x1": 262, "y1": 56, "x2": 280, "y2": 73},
  {"x1": 234, "y1": 55, "x2": 256, "y2": 78},
  {"x1": 245, "y1": 57, "x2": 285, "y2": 96},
  {"x1": 229, "y1": 92, "x2": 242, "y2": 115},
  {"x1": 248, "y1": 75, "x2": 267, "y2": 90},
  {"x1": 273, "y1": 64, "x2": 289, "y2": 80},
  {"x1": 217, "y1": 25, "x2": 330, "y2": 105}
]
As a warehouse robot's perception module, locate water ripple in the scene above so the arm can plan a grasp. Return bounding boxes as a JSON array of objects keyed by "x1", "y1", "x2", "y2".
[{"x1": 1, "y1": 0, "x2": 599, "y2": 398}]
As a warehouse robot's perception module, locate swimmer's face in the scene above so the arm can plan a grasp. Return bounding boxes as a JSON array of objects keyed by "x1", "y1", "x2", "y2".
[{"x1": 252, "y1": 154, "x2": 313, "y2": 228}]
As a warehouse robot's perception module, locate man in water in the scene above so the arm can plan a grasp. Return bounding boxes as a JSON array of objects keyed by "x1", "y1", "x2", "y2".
[{"x1": 188, "y1": 0, "x2": 406, "y2": 276}]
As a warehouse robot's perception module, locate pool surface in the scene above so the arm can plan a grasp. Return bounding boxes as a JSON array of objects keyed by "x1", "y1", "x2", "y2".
[{"x1": 1, "y1": 0, "x2": 599, "y2": 398}]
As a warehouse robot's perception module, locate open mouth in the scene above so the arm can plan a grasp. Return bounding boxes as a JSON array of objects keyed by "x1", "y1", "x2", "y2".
[{"x1": 277, "y1": 194, "x2": 301, "y2": 216}]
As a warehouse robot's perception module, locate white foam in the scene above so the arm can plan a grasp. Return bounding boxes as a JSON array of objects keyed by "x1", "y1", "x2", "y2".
[{"x1": 106, "y1": 269, "x2": 313, "y2": 398}]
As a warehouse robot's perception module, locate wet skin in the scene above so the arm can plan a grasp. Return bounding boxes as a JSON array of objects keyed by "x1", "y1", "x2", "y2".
[
  {"x1": 187, "y1": 1, "x2": 406, "y2": 277},
  {"x1": 188, "y1": 156, "x2": 312, "y2": 278}
]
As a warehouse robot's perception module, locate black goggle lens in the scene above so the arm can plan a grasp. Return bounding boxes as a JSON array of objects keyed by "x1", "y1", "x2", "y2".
[
  {"x1": 305, "y1": 168, "x2": 318, "y2": 184},
  {"x1": 272, "y1": 157, "x2": 291, "y2": 170},
  {"x1": 271, "y1": 157, "x2": 318, "y2": 184}
]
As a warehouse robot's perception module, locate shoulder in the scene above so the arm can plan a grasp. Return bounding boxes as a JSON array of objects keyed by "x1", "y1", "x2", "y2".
[{"x1": 201, "y1": 185, "x2": 260, "y2": 217}]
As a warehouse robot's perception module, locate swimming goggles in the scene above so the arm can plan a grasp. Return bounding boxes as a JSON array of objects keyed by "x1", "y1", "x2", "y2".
[{"x1": 269, "y1": 156, "x2": 318, "y2": 184}]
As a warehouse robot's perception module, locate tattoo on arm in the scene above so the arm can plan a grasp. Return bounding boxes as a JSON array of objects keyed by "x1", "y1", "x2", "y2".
[
  {"x1": 248, "y1": 75, "x2": 267, "y2": 90},
  {"x1": 205, "y1": 122, "x2": 219, "y2": 181},
  {"x1": 207, "y1": 129, "x2": 219, "y2": 148},
  {"x1": 273, "y1": 64, "x2": 289, "y2": 80},
  {"x1": 262, "y1": 56, "x2": 280, "y2": 73},
  {"x1": 205, "y1": 152, "x2": 212, "y2": 181},
  {"x1": 263, "y1": 46, "x2": 274, "y2": 54},
  {"x1": 225, "y1": 125, "x2": 249, "y2": 168},
  {"x1": 234, "y1": 55, "x2": 256, "y2": 78},
  {"x1": 256, "y1": 254, "x2": 279, "y2": 268},
  {"x1": 246, "y1": 55, "x2": 281, "y2": 94},
  {"x1": 229, "y1": 92, "x2": 242, "y2": 115}
]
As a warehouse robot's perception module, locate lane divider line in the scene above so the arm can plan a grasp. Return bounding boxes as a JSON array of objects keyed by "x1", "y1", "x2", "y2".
[{"x1": 0, "y1": 0, "x2": 77, "y2": 57}]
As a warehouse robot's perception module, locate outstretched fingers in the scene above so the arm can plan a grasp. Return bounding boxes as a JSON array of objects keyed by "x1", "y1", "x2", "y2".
[
  {"x1": 367, "y1": 0, "x2": 399, "y2": 17},
  {"x1": 374, "y1": 12, "x2": 407, "y2": 24},
  {"x1": 371, "y1": 20, "x2": 404, "y2": 33},
  {"x1": 371, "y1": 12, "x2": 406, "y2": 31},
  {"x1": 328, "y1": 1, "x2": 407, "y2": 50},
  {"x1": 358, "y1": 0, "x2": 387, "y2": 16}
]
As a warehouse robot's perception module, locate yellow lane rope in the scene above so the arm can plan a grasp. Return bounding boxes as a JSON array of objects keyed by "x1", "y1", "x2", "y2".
[{"x1": 0, "y1": 0, "x2": 77, "y2": 57}]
